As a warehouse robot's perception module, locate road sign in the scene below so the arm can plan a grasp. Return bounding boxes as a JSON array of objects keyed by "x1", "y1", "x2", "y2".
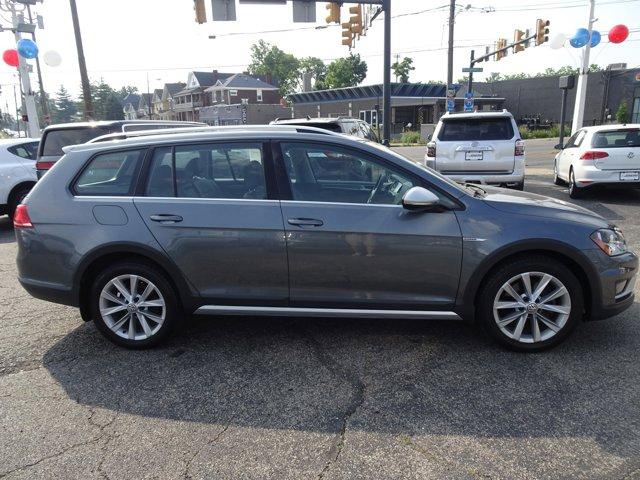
[
  {"x1": 446, "y1": 98, "x2": 455, "y2": 113},
  {"x1": 464, "y1": 92, "x2": 474, "y2": 112},
  {"x1": 462, "y1": 67, "x2": 484, "y2": 73}
]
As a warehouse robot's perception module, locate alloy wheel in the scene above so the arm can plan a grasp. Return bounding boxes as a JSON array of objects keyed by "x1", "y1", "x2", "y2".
[
  {"x1": 493, "y1": 271, "x2": 571, "y2": 344},
  {"x1": 99, "y1": 274, "x2": 166, "y2": 341}
]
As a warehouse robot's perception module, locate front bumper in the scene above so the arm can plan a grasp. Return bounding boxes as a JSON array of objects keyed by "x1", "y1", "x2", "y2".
[{"x1": 586, "y1": 249, "x2": 638, "y2": 320}]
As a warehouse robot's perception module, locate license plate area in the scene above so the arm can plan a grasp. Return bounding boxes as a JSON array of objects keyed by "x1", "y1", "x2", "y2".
[
  {"x1": 619, "y1": 171, "x2": 639, "y2": 181},
  {"x1": 465, "y1": 151, "x2": 483, "y2": 161}
]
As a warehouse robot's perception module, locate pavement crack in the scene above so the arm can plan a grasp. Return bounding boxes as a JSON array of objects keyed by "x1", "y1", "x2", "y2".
[{"x1": 182, "y1": 424, "x2": 230, "y2": 479}]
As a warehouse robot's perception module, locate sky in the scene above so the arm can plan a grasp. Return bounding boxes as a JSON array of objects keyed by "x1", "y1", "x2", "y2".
[{"x1": 0, "y1": 0, "x2": 638, "y2": 118}]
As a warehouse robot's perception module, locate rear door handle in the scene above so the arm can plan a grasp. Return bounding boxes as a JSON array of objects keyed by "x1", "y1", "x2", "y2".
[
  {"x1": 150, "y1": 214, "x2": 183, "y2": 223},
  {"x1": 287, "y1": 217, "x2": 324, "y2": 227}
]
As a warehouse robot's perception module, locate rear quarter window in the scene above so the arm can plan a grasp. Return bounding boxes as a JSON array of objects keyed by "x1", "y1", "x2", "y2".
[
  {"x1": 8, "y1": 141, "x2": 39, "y2": 160},
  {"x1": 438, "y1": 117, "x2": 514, "y2": 141},
  {"x1": 73, "y1": 149, "x2": 145, "y2": 196},
  {"x1": 591, "y1": 129, "x2": 640, "y2": 148}
]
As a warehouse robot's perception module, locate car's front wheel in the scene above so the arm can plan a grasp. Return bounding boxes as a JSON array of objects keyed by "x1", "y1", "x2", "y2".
[
  {"x1": 91, "y1": 262, "x2": 179, "y2": 348},
  {"x1": 553, "y1": 160, "x2": 565, "y2": 186},
  {"x1": 568, "y1": 169, "x2": 584, "y2": 199},
  {"x1": 478, "y1": 256, "x2": 583, "y2": 352}
]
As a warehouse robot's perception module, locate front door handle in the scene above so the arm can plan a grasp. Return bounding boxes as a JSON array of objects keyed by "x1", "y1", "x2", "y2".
[
  {"x1": 150, "y1": 214, "x2": 183, "y2": 223},
  {"x1": 287, "y1": 217, "x2": 324, "y2": 227}
]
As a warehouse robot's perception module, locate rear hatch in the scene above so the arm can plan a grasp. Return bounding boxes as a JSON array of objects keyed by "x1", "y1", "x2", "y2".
[
  {"x1": 590, "y1": 128, "x2": 640, "y2": 172},
  {"x1": 435, "y1": 116, "x2": 516, "y2": 174}
]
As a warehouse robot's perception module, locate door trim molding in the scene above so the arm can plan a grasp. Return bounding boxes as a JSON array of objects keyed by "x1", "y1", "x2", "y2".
[{"x1": 193, "y1": 305, "x2": 462, "y2": 320}]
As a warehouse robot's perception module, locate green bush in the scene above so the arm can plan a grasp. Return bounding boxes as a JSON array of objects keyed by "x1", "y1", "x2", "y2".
[
  {"x1": 400, "y1": 131, "x2": 422, "y2": 144},
  {"x1": 519, "y1": 125, "x2": 570, "y2": 140},
  {"x1": 616, "y1": 102, "x2": 628, "y2": 124}
]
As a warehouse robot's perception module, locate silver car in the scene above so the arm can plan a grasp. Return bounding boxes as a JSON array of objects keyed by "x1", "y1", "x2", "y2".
[{"x1": 15, "y1": 126, "x2": 637, "y2": 351}]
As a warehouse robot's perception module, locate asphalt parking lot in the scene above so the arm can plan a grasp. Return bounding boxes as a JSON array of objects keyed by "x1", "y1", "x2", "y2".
[{"x1": 1, "y1": 138, "x2": 639, "y2": 479}]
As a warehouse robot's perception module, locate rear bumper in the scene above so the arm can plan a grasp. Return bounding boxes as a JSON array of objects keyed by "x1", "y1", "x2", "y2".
[
  {"x1": 574, "y1": 165, "x2": 640, "y2": 189},
  {"x1": 427, "y1": 157, "x2": 525, "y2": 186},
  {"x1": 18, "y1": 277, "x2": 78, "y2": 307},
  {"x1": 35, "y1": 169, "x2": 47, "y2": 180}
]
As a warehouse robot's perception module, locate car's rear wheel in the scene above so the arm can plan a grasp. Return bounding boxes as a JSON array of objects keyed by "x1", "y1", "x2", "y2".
[
  {"x1": 512, "y1": 181, "x2": 524, "y2": 191},
  {"x1": 553, "y1": 160, "x2": 565, "y2": 186},
  {"x1": 478, "y1": 256, "x2": 583, "y2": 352},
  {"x1": 8, "y1": 185, "x2": 32, "y2": 220},
  {"x1": 91, "y1": 262, "x2": 178, "y2": 348},
  {"x1": 568, "y1": 168, "x2": 584, "y2": 199}
]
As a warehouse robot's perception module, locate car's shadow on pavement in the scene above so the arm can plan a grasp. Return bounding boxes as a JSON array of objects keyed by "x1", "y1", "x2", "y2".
[{"x1": 43, "y1": 305, "x2": 640, "y2": 458}]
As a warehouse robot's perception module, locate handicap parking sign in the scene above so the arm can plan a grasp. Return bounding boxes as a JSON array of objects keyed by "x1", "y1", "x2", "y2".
[
  {"x1": 447, "y1": 99, "x2": 455, "y2": 112},
  {"x1": 464, "y1": 92, "x2": 474, "y2": 112}
]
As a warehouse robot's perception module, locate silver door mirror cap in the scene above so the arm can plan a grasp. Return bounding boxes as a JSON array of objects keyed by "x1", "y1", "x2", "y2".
[{"x1": 402, "y1": 186, "x2": 440, "y2": 211}]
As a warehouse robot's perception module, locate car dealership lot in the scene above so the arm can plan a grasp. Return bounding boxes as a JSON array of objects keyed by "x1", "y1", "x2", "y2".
[{"x1": 1, "y1": 138, "x2": 639, "y2": 479}]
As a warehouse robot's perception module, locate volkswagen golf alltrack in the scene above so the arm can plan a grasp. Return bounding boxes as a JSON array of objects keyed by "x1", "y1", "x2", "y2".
[{"x1": 14, "y1": 126, "x2": 638, "y2": 351}]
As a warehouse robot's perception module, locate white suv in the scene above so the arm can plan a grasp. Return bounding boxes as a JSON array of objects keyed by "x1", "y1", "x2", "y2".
[
  {"x1": 553, "y1": 124, "x2": 640, "y2": 199},
  {"x1": 425, "y1": 110, "x2": 525, "y2": 190},
  {"x1": 0, "y1": 138, "x2": 39, "y2": 219}
]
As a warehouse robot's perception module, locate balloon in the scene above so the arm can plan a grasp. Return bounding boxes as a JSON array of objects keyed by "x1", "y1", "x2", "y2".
[
  {"x1": 16, "y1": 38, "x2": 38, "y2": 59},
  {"x1": 608, "y1": 24, "x2": 629, "y2": 44},
  {"x1": 590, "y1": 30, "x2": 601, "y2": 47},
  {"x1": 570, "y1": 28, "x2": 590, "y2": 48},
  {"x1": 549, "y1": 32, "x2": 566, "y2": 50},
  {"x1": 2, "y1": 49, "x2": 19, "y2": 67},
  {"x1": 43, "y1": 50, "x2": 62, "y2": 67}
]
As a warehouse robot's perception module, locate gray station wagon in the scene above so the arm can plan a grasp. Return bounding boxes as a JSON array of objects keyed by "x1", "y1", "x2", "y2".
[{"x1": 15, "y1": 126, "x2": 638, "y2": 351}]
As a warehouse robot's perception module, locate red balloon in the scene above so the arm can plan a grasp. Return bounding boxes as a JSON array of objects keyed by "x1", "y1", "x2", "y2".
[
  {"x1": 2, "y1": 49, "x2": 19, "y2": 67},
  {"x1": 608, "y1": 24, "x2": 629, "y2": 44}
]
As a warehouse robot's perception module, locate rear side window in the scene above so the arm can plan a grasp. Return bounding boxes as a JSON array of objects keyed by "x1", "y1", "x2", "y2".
[
  {"x1": 74, "y1": 149, "x2": 145, "y2": 196},
  {"x1": 438, "y1": 118, "x2": 514, "y2": 141},
  {"x1": 592, "y1": 129, "x2": 640, "y2": 148},
  {"x1": 41, "y1": 127, "x2": 115, "y2": 156},
  {"x1": 8, "y1": 141, "x2": 38, "y2": 160}
]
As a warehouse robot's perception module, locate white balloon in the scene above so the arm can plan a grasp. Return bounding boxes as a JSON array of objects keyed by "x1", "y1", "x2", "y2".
[
  {"x1": 549, "y1": 33, "x2": 566, "y2": 50},
  {"x1": 43, "y1": 50, "x2": 62, "y2": 67}
]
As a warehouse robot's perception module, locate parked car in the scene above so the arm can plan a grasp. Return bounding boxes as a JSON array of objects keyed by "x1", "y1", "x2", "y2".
[
  {"x1": 0, "y1": 138, "x2": 39, "y2": 219},
  {"x1": 271, "y1": 117, "x2": 379, "y2": 142},
  {"x1": 35, "y1": 120, "x2": 204, "y2": 179},
  {"x1": 425, "y1": 110, "x2": 525, "y2": 190},
  {"x1": 15, "y1": 126, "x2": 637, "y2": 351},
  {"x1": 553, "y1": 124, "x2": 640, "y2": 198}
]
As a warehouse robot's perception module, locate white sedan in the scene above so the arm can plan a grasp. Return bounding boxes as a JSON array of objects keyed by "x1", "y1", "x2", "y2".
[
  {"x1": 0, "y1": 138, "x2": 39, "y2": 219},
  {"x1": 553, "y1": 124, "x2": 640, "y2": 198}
]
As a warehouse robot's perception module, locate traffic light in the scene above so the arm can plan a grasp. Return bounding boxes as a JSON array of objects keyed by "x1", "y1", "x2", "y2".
[
  {"x1": 349, "y1": 4, "x2": 362, "y2": 35},
  {"x1": 194, "y1": 0, "x2": 206, "y2": 24},
  {"x1": 326, "y1": 3, "x2": 340, "y2": 24},
  {"x1": 536, "y1": 19, "x2": 550, "y2": 45},
  {"x1": 514, "y1": 29, "x2": 525, "y2": 53},
  {"x1": 341, "y1": 22, "x2": 353, "y2": 47},
  {"x1": 495, "y1": 38, "x2": 507, "y2": 61}
]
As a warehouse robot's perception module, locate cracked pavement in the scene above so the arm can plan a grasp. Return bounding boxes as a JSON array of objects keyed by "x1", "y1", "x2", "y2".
[{"x1": 1, "y1": 139, "x2": 640, "y2": 479}]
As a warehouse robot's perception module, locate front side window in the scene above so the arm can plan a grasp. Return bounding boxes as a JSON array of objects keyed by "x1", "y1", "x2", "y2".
[
  {"x1": 565, "y1": 130, "x2": 586, "y2": 148},
  {"x1": 74, "y1": 149, "x2": 144, "y2": 196},
  {"x1": 281, "y1": 142, "x2": 418, "y2": 205},
  {"x1": 145, "y1": 143, "x2": 266, "y2": 199}
]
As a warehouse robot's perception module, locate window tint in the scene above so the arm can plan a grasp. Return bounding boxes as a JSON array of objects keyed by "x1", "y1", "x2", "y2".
[
  {"x1": 565, "y1": 130, "x2": 586, "y2": 148},
  {"x1": 281, "y1": 142, "x2": 418, "y2": 205},
  {"x1": 145, "y1": 143, "x2": 266, "y2": 199},
  {"x1": 438, "y1": 118, "x2": 514, "y2": 141},
  {"x1": 8, "y1": 141, "x2": 38, "y2": 160},
  {"x1": 592, "y1": 129, "x2": 640, "y2": 148},
  {"x1": 74, "y1": 149, "x2": 144, "y2": 196},
  {"x1": 41, "y1": 127, "x2": 116, "y2": 156}
]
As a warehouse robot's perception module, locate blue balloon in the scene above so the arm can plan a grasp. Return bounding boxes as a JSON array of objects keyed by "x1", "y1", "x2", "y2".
[
  {"x1": 570, "y1": 28, "x2": 590, "y2": 48},
  {"x1": 590, "y1": 30, "x2": 601, "y2": 47},
  {"x1": 16, "y1": 39, "x2": 38, "y2": 59}
]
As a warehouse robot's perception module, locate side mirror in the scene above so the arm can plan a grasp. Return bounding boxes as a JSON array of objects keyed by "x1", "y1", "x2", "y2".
[
  {"x1": 554, "y1": 143, "x2": 564, "y2": 150},
  {"x1": 402, "y1": 186, "x2": 440, "y2": 211}
]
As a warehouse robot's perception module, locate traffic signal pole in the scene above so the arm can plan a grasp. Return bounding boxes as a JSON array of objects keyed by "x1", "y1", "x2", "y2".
[
  {"x1": 382, "y1": 0, "x2": 391, "y2": 144},
  {"x1": 570, "y1": 0, "x2": 595, "y2": 133}
]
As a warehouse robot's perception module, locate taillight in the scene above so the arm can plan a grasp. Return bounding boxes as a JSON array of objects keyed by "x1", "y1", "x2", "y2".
[
  {"x1": 580, "y1": 151, "x2": 609, "y2": 160},
  {"x1": 426, "y1": 143, "x2": 436, "y2": 157},
  {"x1": 515, "y1": 140, "x2": 525, "y2": 156},
  {"x1": 13, "y1": 204, "x2": 33, "y2": 228},
  {"x1": 35, "y1": 160, "x2": 55, "y2": 171}
]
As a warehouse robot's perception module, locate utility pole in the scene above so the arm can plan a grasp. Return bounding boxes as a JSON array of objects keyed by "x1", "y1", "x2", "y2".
[
  {"x1": 571, "y1": 0, "x2": 595, "y2": 133},
  {"x1": 26, "y1": 4, "x2": 49, "y2": 125},
  {"x1": 69, "y1": 0, "x2": 93, "y2": 120},
  {"x1": 382, "y1": 0, "x2": 391, "y2": 145},
  {"x1": 446, "y1": 0, "x2": 455, "y2": 87},
  {"x1": 4, "y1": 2, "x2": 40, "y2": 138}
]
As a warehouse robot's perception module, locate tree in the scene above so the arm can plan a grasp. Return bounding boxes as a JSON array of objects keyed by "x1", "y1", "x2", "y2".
[
  {"x1": 299, "y1": 56, "x2": 326, "y2": 90},
  {"x1": 248, "y1": 40, "x2": 301, "y2": 96},
  {"x1": 50, "y1": 85, "x2": 77, "y2": 123},
  {"x1": 391, "y1": 57, "x2": 415, "y2": 83},
  {"x1": 323, "y1": 53, "x2": 367, "y2": 89},
  {"x1": 616, "y1": 102, "x2": 629, "y2": 124}
]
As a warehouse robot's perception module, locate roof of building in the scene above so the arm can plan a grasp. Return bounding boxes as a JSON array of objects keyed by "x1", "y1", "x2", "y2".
[
  {"x1": 139, "y1": 93, "x2": 153, "y2": 106},
  {"x1": 220, "y1": 73, "x2": 278, "y2": 90},
  {"x1": 288, "y1": 83, "x2": 448, "y2": 104},
  {"x1": 192, "y1": 71, "x2": 234, "y2": 88},
  {"x1": 121, "y1": 93, "x2": 140, "y2": 108},
  {"x1": 165, "y1": 82, "x2": 186, "y2": 96}
]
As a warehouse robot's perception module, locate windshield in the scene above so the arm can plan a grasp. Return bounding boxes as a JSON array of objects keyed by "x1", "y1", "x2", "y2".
[
  {"x1": 438, "y1": 117, "x2": 515, "y2": 141},
  {"x1": 41, "y1": 126, "x2": 117, "y2": 156}
]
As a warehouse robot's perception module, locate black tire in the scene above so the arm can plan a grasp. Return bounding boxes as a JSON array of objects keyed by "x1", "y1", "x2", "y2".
[
  {"x1": 477, "y1": 255, "x2": 583, "y2": 352},
  {"x1": 568, "y1": 169, "x2": 583, "y2": 199},
  {"x1": 553, "y1": 161, "x2": 565, "y2": 186},
  {"x1": 8, "y1": 185, "x2": 32, "y2": 220},
  {"x1": 90, "y1": 261, "x2": 179, "y2": 348},
  {"x1": 512, "y1": 181, "x2": 525, "y2": 191}
]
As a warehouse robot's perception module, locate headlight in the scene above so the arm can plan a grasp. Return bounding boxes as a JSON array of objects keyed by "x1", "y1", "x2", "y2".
[{"x1": 591, "y1": 227, "x2": 628, "y2": 256}]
